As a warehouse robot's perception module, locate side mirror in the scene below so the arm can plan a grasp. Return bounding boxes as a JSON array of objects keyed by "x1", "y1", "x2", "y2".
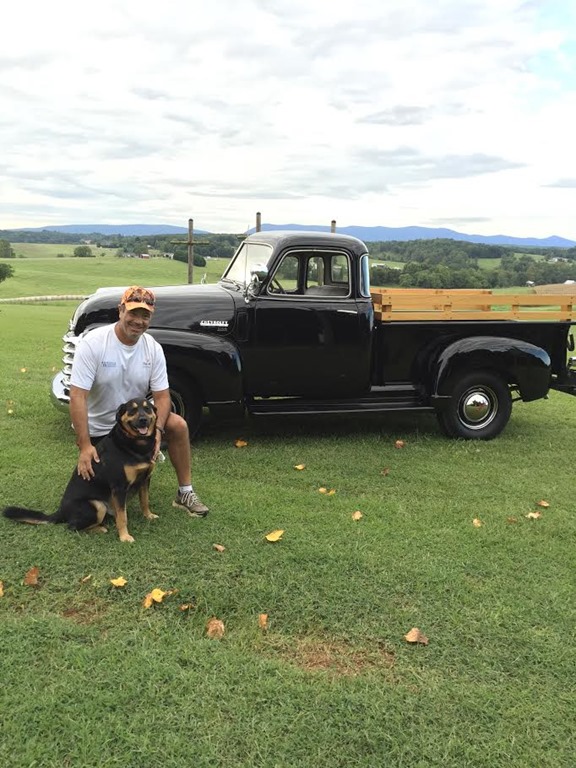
[{"x1": 245, "y1": 265, "x2": 268, "y2": 300}]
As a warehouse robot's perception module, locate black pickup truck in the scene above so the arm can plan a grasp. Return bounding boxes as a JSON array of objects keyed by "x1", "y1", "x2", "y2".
[{"x1": 51, "y1": 231, "x2": 576, "y2": 439}]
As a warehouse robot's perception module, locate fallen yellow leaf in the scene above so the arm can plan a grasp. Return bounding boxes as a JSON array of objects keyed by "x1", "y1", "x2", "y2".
[
  {"x1": 0, "y1": 581, "x2": 4, "y2": 598},
  {"x1": 294, "y1": 464, "x2": 306, "y2": 470},
  {"x1": 206, "y1": 617, "x2": 225, "y2": 639},
  {"x1": 536, "y1": 500, "x2": 550, "y2": 508},
  {"x1": 265, "y1": 529, "x2": 284, "y2": 542},
  {"x1": 23, "y1": 566, "x2": 39, "y2": 586},
  {"x1": 394, "y1": 440, "x2": 405, "y2": 449},
  {"x1": 110, "y1": 576, "x2": 127, "y2": 588},
  {"x1": 525, "y1": 511, "x2": 542, "y2": 520},
  {"x1": 7, "y1": 409, "x2": 13, "y2": 415},
  {"x1": 352, "y1": 510, "x2": 363, "y2": 521},
  {"x1": 80, "y1": 574, "x2": 93, "y2": 583},
  {"x1": 234, "y1": 439, "x2": 248, "y2": 448},
  {"x1": 318, "y1": 487, "x2": 328, "y2": 494},
  {"x1": 20, "y1": 368, "x2": 27, "y2": 373},
  {"x1": 213, "y1": 543, "x2": 226, "y2": 553},
  {"x1": 179, "y1": 603, "x2": 194, "y2": 612},
  {"x1": 327, "y1": 489, "x2": 336, "y2": 496},
  {"x1": 258, "y1": 613, "x2": 269, "y2": 630},
  {"x1": 404, "y1": 627, "x2": 429, "y2": 645},
  {"x1": 472, "y1": 518, "x2": 483, "y2": 527},
  {"x1": 142, "y1": 587, "x2": 169, "y2": 609}
]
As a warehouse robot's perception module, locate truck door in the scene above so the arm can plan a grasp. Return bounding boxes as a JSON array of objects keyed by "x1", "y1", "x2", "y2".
[{"x1": 242, "y1": 248, "x2": 372, "y2": 397}]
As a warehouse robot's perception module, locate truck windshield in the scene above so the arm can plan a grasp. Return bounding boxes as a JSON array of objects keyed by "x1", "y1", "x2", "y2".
[{"x1": 222, "y1": 242, "x2": 273, "y2": 287}]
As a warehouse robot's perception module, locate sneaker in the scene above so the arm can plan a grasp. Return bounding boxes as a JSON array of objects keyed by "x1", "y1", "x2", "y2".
[{"x1": 173, "y1": 489, "x2": 209, "y2": 518}]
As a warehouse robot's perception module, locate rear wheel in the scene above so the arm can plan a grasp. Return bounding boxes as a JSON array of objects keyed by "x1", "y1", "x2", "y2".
[
  {"x1": 168, "y1": 373, "x2": 203, "y2": 438},
  {"x1": 437, "y1": 370, "x2": 512, "y2": 440}
]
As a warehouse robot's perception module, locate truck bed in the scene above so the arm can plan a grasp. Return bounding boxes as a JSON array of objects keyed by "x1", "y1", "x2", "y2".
[{"x1": 371, "y1": 288, "x2": 576, "y2": 322}]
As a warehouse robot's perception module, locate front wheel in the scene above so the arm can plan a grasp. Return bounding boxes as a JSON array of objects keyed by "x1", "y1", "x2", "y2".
[
  {"x1": 168, "y1": 373, "x2": 203, "y2": 438},
  {"x1": 436, "y1": 370, "x2": 512, "y2": 440}
]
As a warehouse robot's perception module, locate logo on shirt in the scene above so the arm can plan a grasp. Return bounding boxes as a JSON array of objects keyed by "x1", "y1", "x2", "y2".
[{"x1": 102, "y1": 361, "x2": 117, "y2": 368}]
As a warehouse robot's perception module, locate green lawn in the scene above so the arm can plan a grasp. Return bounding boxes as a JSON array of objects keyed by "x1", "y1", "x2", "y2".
[{"x1": 0, "y1": 302, "x2": 575, "y2": 767}]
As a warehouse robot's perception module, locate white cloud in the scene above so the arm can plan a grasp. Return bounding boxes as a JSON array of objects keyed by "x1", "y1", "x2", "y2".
[{"x1": 1, "y1": 0, "x2": 575, "y2": 238}]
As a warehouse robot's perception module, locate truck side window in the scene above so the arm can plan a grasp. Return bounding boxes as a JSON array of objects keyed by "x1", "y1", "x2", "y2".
[
  {"x1": 359, "y1": 253, "x2": 371, "y2": 297},
  {"x1": 305, "y1": 253, "x2": 350, "y2": 297},
  {"x1": 268, "y1": 254, "x2": 300, "y2": 294}
]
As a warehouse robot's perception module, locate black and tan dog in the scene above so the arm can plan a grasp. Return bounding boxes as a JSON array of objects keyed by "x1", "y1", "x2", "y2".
[{"x1": 3, "y1": 398, "x2": 159, "y2": 543}]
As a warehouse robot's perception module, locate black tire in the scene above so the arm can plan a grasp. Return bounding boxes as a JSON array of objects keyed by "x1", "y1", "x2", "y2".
[
  {"x1": 168, "y1": 372, "x2": 203, "y2": 438},
  {"x1": 436, "y1": 370, "x2": 512, "y2": 440}
]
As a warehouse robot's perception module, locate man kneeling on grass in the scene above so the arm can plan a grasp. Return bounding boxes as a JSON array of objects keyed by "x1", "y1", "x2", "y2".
[{"x1": 69, "y1": 285, "x2": 209, "y2": 517}]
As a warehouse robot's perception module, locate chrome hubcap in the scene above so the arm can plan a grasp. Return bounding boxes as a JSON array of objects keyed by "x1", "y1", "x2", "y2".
[{"x1": 459, "y1": 388, "x2": 497, "y2": 429}]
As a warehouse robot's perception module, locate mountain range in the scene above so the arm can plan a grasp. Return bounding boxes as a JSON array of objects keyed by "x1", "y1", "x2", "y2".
[{"x1": 11, "y1": 223, "x2": 576, "y2": 248}]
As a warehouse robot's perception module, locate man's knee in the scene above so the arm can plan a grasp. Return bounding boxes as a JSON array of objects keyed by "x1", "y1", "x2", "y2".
[{"x1": 165, "y1": 412, "x2": 189, "y2": 438}]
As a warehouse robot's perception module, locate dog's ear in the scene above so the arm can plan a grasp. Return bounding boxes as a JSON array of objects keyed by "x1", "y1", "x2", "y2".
[{"x1": 115, "y1": 402, "x2": 128, "y2": 422}]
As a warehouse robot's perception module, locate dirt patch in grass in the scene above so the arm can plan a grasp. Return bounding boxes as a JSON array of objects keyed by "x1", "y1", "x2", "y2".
[
  {"x1": 61, "y1": 598, "x2": 109, "y2": 625},
  {"x1": 265, "y1": 636, "x2": 395, "y2": 677}
]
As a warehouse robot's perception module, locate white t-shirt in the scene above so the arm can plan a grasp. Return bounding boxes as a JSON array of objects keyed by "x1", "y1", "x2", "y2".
[{"x1": 70, "y1": 324, "x2": 169, "y2": 436}]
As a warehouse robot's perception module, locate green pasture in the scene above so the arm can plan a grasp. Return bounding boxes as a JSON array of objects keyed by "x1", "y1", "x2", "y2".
[
  {"x1": 0, "y1": 254, "x2": 230, "y2": 298},
  {"x1": 0, "y1": 300, "x2": 575, "y2": 767}
]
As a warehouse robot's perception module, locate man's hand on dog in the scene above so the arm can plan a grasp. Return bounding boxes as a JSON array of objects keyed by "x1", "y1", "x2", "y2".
[
  {"x1": 152, "y1": 429, "x2": 162, "y2": 463},
  {"x1": 77, "y1": 445, "x2": 100, "y2": 480}
]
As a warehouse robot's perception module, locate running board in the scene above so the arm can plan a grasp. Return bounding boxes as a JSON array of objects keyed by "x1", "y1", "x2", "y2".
[{"x1": 247, "y1": 386, "x2": 433, "y2": 417}]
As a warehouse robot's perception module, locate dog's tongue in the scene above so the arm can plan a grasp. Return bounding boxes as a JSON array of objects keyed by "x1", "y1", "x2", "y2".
[{"x1": 138, "y1": 426, "x2": 149, "y2": 435}]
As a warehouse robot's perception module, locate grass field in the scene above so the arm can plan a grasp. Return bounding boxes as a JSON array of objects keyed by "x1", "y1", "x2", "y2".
[
  {"x1": 1, "y1": 284, "x2": 575, "y2": 765},
  {"x1": 0, "y1": 254, "x2": 230, "y2": 298}
]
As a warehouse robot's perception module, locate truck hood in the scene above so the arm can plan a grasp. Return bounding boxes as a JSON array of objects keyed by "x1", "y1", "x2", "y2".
[{"x1": 71, "y1": 283, "x2": 238, "y2": 337}]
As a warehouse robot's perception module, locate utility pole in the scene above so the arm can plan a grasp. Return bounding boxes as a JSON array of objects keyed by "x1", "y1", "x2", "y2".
[{"x1": 170, "y1": 218, "x2": 209, "y2": 284}]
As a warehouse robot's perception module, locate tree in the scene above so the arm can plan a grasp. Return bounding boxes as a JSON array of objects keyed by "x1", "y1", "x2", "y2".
[
  {"x1": 73, "y1": 245, "x2": 94, "y2": 258},
  {"x1": 0, "y1": 239, "x2": 15, "y2": 258},
  {"x1": 0, "y1": 263, "x2": 14, "y2": 283}
]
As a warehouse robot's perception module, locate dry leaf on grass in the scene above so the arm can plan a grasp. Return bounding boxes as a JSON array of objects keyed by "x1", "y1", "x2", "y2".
[
  {"x1": 294, "y1": 464, "x2": 306, "y2": 470},
  {"x1": 394, "y1": 440, "x2": 405, "y2": 449},
  {"x1": 213, "y1": 544, "x2": 226, "y2": 553},
  {"x1": 265, "y1": 529, "x2": 284, "y2": 542},
  {"x1": 472, "y1": 518, "x2": 483, "y2": 527},
  {"x1": 110, "y1": 577, "x2": 127, "y2": 588},
  {"x1": 536, "y1": 500, "x2": 550, "y2": 508},
  {"x1": 258, "y1": 613, "x2": 269, "y2": 631},
  {"x1": 381, "y1": 467, "x2": 390, "y2": 476},
  {"x1": 206, "y1": 617, "x2": 225, "y2": 639},
  {"x1": 0, "y1": 581, "x2": 4, "y2": 598},
  {"x1": 525, "y1": 511, "x2": 542, "y2": 520},
  {"x1": 23, "y1": 566, "x2": 39, "y2": 586},
  {"x1": 80, "y1": 574, "x2": 93, "y2": 583},
  {"x1": 319, "y1": 487, "x2": 336, "y2": 495},
  {"x1": 352, "y1": 511, "x2": 363, "y2": 521},
  {"x1": 404, "y1": 627, "x2": 429, "y2": 645},
  {"x1": 142, "y1": 588, "x2": 176, "y2": 609},
  {"x1": 179, "y1": 603, "x2": 194, "y2": 612},
  {"x1": 234, "y1": 439, "x2": 248, "y2": 448},
  {"x1": 506, "y1": 517, "x2": 518, "y2": 524},
  {"x1": 20, "y1": 368, "x2": 27, "y2": 373}
]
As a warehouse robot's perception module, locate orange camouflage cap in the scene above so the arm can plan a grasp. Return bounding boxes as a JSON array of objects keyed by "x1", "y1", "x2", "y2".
[{"x1": 120, "y1": 285, "x2": 155, "y2": 312}]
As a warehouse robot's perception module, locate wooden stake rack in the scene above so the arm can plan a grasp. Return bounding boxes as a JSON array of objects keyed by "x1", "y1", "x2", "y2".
[{"x1": 370, "y1": 288, "x2": 576, "y2": 322}]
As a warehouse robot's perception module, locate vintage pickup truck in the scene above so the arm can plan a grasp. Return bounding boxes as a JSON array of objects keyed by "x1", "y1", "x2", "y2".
[{"x1": 51, "y1": 231, "x2": 576, "y2": 439}]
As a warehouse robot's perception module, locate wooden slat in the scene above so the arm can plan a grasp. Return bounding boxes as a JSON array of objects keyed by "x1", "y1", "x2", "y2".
[{"x1": 370, "y1": 288, "x2": 576, "y2": 322}]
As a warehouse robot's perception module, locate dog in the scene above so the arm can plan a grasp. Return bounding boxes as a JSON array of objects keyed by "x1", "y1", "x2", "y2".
[{"x1": 3, "y1": 398, "x2": 159, "y2": 543}]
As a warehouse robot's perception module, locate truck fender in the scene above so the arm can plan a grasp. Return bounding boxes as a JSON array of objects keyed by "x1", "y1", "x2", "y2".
[
  {"x1": 431, "y1": 336, "x2": 551, "y2": 402},
  {"x1": 149, "y1": 329, "x2": 243, "y2": 405}
]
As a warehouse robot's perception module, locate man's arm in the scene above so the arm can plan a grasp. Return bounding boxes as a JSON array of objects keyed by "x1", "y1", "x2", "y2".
[
  {"x1": 150, "y1": 389, "x2": 171, "y2": 461},
  {"x1": 70, "y1": 384, "x2": 100, "y2": 479}
]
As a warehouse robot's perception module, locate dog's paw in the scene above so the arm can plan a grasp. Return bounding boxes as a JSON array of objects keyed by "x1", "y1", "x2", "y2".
[
  {"x1": 120, "y1": 533, "x2": 135, "y2": 544},
  {"x1": 143, "y1": 512, "x2": 159, "y2": 520}
]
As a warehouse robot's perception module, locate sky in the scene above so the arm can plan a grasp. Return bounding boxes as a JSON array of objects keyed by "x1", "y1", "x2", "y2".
[{"x1": 1, "y1": 0, "x2": 576, "y2": 239}]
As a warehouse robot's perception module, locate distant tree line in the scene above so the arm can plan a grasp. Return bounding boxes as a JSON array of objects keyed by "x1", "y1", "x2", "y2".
[{"x1": 3, "y1": 230, "x2": 576, "y2": 289}]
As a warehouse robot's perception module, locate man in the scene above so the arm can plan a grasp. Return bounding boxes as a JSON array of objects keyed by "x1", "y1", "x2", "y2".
[{"x1": 69, "y1": 285, "x2": 208, "y2": 517}]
